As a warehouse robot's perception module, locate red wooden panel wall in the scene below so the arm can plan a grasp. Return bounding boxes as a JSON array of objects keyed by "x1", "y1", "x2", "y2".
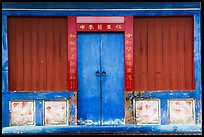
[
  {"x1": 133, "y1": 16, "x2": 194, "y2": 91},
  {"x1": 8, "y1": 17, "x2": 68, "y2": 91}
]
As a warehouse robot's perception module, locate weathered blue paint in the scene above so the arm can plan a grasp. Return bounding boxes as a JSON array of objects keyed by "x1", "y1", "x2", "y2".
[
  {"x1": 2, "y1": 13, "x2": 8, "y2": 95},
  {"x1": 2, "y1": 92, "x2": 76, "y2": 127},
  {"x1": 35, "y1": 100, "x2": 43, "y2": 126},
  {"x1": 2, "y1": 2, "x2": 200, "y2": 9},
  {"x1": 2, "y1": 95, "x2": 9, "y2": 127},
  {"x1": 3, "y1": 92, "x2": 74, "y2": 100},
  {"x1": 2, "y1": 125, "x2": 202, "y2": 135},
  {"x1": 68, "y1": 92, "x2": 77, "y2": 125},
  {"x1": 101, "y1": 33, "x2": 124, "y2": 124},
  {"x1": 2, "y1": 10, "x2": 199, "y2": 16},
  {"x1": 160, "y1": 99, "x2": 168, "y2": 125},
  {"x1": 77, "y1": 33, "x2": 101, "y2": 125},
  {"x1": 77, "y1": 33, "x2": 124, "y2": 125},
  {"x1": 193, "y1": 12, "x2": 202, "y2": 125},
  {"x1": 2, "y1": 71, "x2": 8, "y2": 94},
  {"x1": 2, "y1": 2, "x2": 202, "y2": 134}
]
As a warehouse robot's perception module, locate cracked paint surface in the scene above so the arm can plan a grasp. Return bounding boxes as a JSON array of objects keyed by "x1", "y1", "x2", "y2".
[
  {"x1": 44, "y1": 100, "x2": 68, "y2": 125},
  {"x1": 125, "y1": 91, "x2": 143, "y2": 124},
  {"x1": 135, "y1": 100, "x2": 160, "y2": 124},
  {"x1": 68, "y1": 92, "x2": 77, "y2": 125},
  {"x1": 169, "y1": 99, "x2": 195, "y2": 124},
  {"x1": 10, "y1": 101, "x2": 35, "y2": 126},
  {"x1": 125, "y1": 91, "x2": 133, "y2": 124}
]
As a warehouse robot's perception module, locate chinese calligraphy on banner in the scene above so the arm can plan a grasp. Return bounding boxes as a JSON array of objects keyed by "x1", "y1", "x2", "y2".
[{"x1": 68, "y1": 16, "x2": 133, "y2": 91}]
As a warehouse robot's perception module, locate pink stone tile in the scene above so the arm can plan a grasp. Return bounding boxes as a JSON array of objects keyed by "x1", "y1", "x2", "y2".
[
  {"x1": 135, "y1": 100, "x2": 160, "y2": 124},
  {"x1": 169, "y1": 99, "x2": 195, "y2": 124},
  {"x1": 44, "y1": 100, "x2": 68, "y2": 125},
  {"x1": 10, "y1": 101, "x2": 35, "y2": 126}
]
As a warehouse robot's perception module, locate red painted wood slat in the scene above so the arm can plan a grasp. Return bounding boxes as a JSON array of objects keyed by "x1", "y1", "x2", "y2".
[
  {"x1": 169, "y1": 17, "x2": 178, "y2": 89},
  {"x1": 23, "y1": 18, "x2": 32, "y2": 91},
  {"x1": 46, "y1": 17, "x2": 54, "y2": 91},
  {"x1": 162, "y1": 17, "x2": 171, "y2": 90},
  {"x1": 147, "y1": 18, "x2": 156, "y2": 90},
  {"x1": 139, "y1": 18, "x2": 148, "y2": 90},
  {"x1": 59, "y1": 17, "x2": 68, "y2": 90},
  {"x1": 30, "y1": 17, "x2": 40, "y2": 91},
  {"x1": 184, "y1": 17, "x2": 193, "y2": 90},
  {"x1": 8, "y1": 17, "x2": 16, "y2": 91},
  {"x1": 38, "y1": 18, "x2": 47, "y2": 91},
  {"x1": 155, "y1": 18, "x2": 163, "y2": 90},
  {"x1": 53, "y1": 18, "x2": 61, "y2": 90},
  {"x1": 15, "y1": 18, "x2": 24, "y2": 91},
  {"x1": 177, "y1": 17, "x2": 186, "y2": 89},
  {"x1": 133, "y1": 18, "x2": 141, "y2": 90}
]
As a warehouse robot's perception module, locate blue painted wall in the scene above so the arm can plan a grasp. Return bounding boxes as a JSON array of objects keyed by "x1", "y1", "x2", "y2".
[
  {"x1": 2, "y1": 2, "x2": 200, "y2": 9},
  {"x1": 2, "y1": 2, "x2": 202, "y2": 135}
]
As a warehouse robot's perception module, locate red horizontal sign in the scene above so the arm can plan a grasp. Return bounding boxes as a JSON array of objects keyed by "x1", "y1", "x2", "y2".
[{"x1": 76, "y1": 23, "x2": 125, "y2": 31}]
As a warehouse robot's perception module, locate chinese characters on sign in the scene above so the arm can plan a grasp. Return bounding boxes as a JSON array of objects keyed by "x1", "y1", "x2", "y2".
[
  {"x1": 68, "y1": 16, "x2": 77, "y2": 91},
  {"x1": 68, "y1": 16, "x2": 133, "y2": 91},
  {"x1": 77, "y1": 23, "x2": 125, "y2": 31},
  {"x1": 124, "y1": 16, "x2": 134, "y2": 90}
]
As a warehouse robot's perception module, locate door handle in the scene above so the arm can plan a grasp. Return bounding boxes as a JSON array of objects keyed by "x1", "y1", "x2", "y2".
[
  {"x1": 96, "y1": 71, "x2": 100, "y2": 77},
  {"x1": 102, "y1": 71, "x2": 106, "y2": 76}
]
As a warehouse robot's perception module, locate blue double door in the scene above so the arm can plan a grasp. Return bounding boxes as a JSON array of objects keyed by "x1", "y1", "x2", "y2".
[{"x1": 77, "y1": 33, "x2": 124, "y2": 125}]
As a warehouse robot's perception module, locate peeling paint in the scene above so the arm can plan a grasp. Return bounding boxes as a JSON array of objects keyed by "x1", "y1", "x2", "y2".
[
  {"x1": 44, "y1": 100, "x2": 68, "y2": 125},
  {"x1": 125, "y1": 91, "x2": 133, "y2": 124},
  {"x1": 103, "y1": 119, "x2": 125, "y2": 125},
  {"x1": 77, "y1": 119, "x2": 100, "y2": 125},
  {"x1": 135, "y1": 100, "x2": 160, "y2": 124},
  {"x1": 2, "y1": 71, "x2": 8, "y2": 93},
  {"x1": 2, "y1": 60, "x2": 8, "y2": 71},
  {"x1": 68, "y1": 92, "x2": 77, "y2": 125},
  {"x1": 169, "y1": 99, "x2": 195, "y2": 124},
  {"x1": 9, "y1": 101, "x2": 35, "y2": 126},
  {"x1": 77, "y1": 119, "x2": 124, "y2": 125}
]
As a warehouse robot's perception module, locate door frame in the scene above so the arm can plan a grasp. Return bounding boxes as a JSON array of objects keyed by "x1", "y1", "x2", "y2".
[{"x1": 67, "y1": 16, "x2": 134, "y2": 92}]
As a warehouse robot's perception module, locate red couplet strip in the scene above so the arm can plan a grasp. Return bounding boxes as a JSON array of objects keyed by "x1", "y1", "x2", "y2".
[
  {"x1": 67, "y1": 16, "x2": 77, "y2": 91},
  {"x1": 68, "y1": 16, "x2": 133, "y2": 91},
  {"x1": 124, "y1": 16, "x2": 134, "y2": 91}
]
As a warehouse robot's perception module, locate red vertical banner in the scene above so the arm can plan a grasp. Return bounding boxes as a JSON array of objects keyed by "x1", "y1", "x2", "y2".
[
  {"x1": 124, "y1": 16, "x2": 134, "y2": 91},
  {"x1": 67, "y1": 16, "x2": 77, "y2": 91}
]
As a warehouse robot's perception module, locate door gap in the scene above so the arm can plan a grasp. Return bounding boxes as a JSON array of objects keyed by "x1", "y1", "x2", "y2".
[{"x1": 99, "y1": 34, "x2": 102, "y2": 125}]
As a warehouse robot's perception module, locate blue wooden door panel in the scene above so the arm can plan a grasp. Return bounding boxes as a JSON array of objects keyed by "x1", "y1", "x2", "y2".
[
  {"x1": 77, "y1": 33, "x2": 101, "y2": 125},
  {"x1": 101, "y1": 33, "x2": 124, "y2": 124},
  {"x1": 77, "y1": 33, "x2": 124, "y2": 125}
]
